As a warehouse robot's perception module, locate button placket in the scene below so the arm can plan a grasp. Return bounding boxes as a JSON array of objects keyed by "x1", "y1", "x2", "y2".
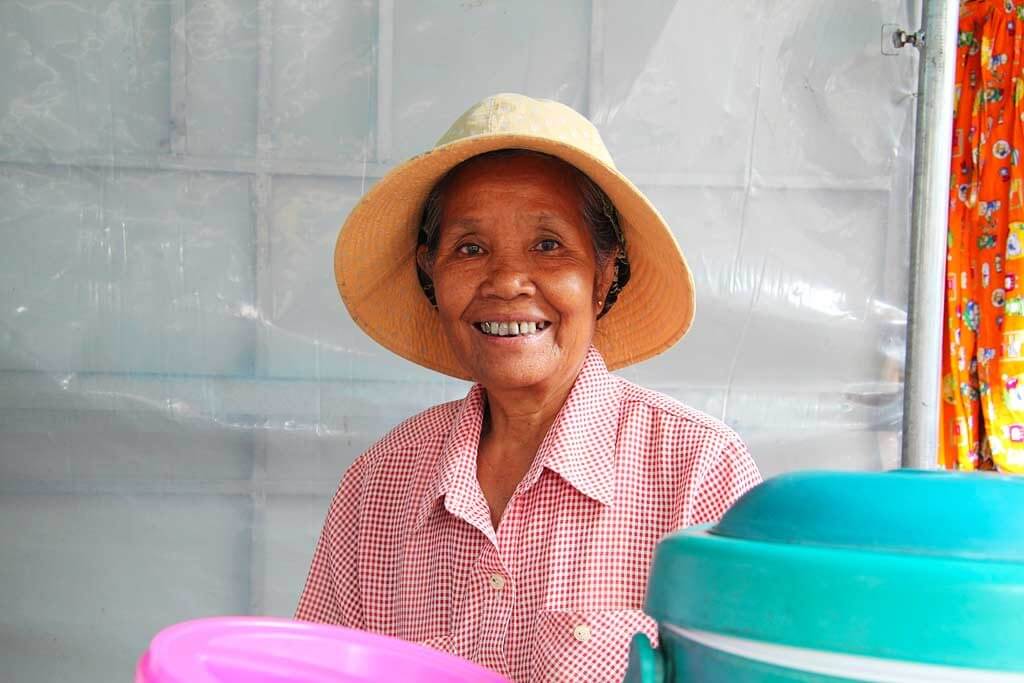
[{"x1": 475, "y1": 543, "x2": 513, "y2": 674}]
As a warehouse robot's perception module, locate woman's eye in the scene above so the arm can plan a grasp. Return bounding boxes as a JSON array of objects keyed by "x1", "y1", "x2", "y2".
[
  {"x1": 537, "y1": 239, "x2": 560, "y2": 252},
  {"x1": 458, "y1": 243, "x2": 483, "y2": 256}
]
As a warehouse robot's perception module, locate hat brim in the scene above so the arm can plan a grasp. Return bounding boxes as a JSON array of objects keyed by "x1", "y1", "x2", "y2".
[{"x1": 334, "y1": 133, "x2": 695, "y2": 380}]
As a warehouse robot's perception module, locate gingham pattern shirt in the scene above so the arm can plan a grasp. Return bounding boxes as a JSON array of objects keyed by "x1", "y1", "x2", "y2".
[{"x1": 295, "y1": 347, "x2": 761, "y2": 682}]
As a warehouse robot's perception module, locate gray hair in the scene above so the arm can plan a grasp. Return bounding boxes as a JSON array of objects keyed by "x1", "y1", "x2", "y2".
[{"x1": 416, "y1": 149, "x2": 630, "y2": 318}]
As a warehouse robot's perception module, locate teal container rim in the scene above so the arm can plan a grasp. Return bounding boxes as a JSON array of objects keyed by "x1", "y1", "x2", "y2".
[{"x1": 645, "y1": 527, "x2": 1024, "y2": 672}]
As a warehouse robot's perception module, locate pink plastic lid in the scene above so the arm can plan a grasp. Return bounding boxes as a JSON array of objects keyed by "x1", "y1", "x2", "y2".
[{"x1": 135, "y1": 617, "x2": 511, "y2": 683}]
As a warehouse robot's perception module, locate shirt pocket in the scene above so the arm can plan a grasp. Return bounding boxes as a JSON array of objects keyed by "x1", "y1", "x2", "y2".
[{"x1": 530, "y1": 609, "x2": 657, "y2": 683}]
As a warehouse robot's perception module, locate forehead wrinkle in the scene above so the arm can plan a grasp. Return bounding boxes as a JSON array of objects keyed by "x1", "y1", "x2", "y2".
[
  {"x1": 528, "y1": 208, "x2": 569, "y2": 221},
  {"x1": 448, "y1": 217, "x2": 481, "y2": 229},
  {"x1": 517, "y1": 208, "x2": 575, "y2": 229}
]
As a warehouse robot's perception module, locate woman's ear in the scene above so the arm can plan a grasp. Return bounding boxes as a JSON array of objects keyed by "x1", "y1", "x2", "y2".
[{"x1": 595, "y1": 251, "x2": 618, "y2": 312}]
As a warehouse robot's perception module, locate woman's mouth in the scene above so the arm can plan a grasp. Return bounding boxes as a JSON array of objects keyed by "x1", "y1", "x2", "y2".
[{"x1": 474, "y1": 321, "x2": 551, "y2": 337}]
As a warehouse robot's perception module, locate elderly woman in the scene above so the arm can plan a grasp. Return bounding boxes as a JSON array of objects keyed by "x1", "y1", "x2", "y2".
[{"x1": 296, "y1": 94, "x2": 761, "y2": 682}]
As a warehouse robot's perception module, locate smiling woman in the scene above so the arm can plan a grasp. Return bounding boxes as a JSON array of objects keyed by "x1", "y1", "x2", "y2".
[
  {"x1": 295, "y1": 93, "x2": 762, "y2": 682},
  {"x1": 418, "y1": 152, "x2": 620, "y2": 527}
]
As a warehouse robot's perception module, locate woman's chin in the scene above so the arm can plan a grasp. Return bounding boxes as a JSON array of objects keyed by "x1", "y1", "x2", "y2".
[
  {"x1": 466, "y1": 356, "x2": 563, "y2": 391},
  {"x1": 447, "y1": 329, "x2": 586, "y2": 390}
]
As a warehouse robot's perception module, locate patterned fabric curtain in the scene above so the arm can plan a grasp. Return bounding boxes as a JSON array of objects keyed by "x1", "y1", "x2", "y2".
[{"x1": 942, "y1": 0, "x2": 1024, "y2": 472}]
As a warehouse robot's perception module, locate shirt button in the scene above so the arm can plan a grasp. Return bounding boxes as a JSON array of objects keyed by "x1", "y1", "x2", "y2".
[
  {"x1": 573, "y1": 624, "x2": 592, "y2": 643},
  {"x1": 488, "y1": 573, "x2": 506, "y2": 590}
]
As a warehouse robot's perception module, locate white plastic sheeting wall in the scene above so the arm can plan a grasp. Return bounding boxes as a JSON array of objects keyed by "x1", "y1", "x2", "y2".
[{"x1": 0, "y1": 0, "x2": 919, "y2": 680}]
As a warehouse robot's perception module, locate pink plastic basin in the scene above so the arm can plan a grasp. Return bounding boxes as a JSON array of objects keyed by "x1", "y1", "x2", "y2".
[{"x1": 135, "y1": 617, "x2": 511, "y2": 683}]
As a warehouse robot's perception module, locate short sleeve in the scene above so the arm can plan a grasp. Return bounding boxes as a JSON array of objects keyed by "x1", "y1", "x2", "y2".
[
  {"x1": 294, "y1": 456, "x2": 367, "y2": 628},
  {"x1": 687, "y1": 434, "x2": 762, "y2": 527}
]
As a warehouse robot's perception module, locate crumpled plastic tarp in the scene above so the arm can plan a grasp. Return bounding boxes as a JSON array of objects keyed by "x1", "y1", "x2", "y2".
[{"x1": 0, "y1": 0, "x2": 919, "y2": 680}]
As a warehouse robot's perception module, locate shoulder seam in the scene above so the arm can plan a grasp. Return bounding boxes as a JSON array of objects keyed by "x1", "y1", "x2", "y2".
[{"x1": 616, "y1": 378, "x2": 743, "y2": 440}]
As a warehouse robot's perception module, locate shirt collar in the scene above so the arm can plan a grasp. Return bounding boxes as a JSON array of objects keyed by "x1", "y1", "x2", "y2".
[
  {"x1": 415, "y1": 384, "x2": 492, "y2": 536},
  {"x1": 415, "y1": 346, "x2": 622, "y2": 532},
  {"x1": 522, "y1": 346, "x2": 620, "y2": 507}
]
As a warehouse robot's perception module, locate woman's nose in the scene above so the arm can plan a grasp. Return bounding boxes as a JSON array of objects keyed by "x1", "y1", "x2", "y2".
[{"x1": 480, "y1": 256, "x2": 535, "y2": 300}]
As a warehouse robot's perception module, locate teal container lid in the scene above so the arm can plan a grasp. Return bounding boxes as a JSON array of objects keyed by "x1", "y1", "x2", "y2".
[{"x1": 645, "y1": 471, "x2": 1024, "y2": 672}]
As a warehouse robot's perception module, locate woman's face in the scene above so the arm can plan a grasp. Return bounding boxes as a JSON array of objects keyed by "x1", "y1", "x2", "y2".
[{"x1": 422, "y1": 154, "x2": 615, "y2": 391}]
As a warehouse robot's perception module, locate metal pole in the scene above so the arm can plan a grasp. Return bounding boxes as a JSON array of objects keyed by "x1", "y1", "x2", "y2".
[{"x1": 900, "y1": 0, "x2": 959, "y2": 468}]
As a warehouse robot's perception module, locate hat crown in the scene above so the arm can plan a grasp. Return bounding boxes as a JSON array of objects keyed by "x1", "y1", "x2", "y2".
[{"x1": 436, "y1": 93, "x2": 616, "y2": 168}]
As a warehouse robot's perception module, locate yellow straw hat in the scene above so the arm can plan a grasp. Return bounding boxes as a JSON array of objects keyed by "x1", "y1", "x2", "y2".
[{"x1": 334, "y1": 93, "x2": 694, "y2": 380}]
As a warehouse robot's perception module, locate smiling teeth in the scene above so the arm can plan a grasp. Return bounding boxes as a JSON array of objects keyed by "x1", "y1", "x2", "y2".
[{"x1": 480, "y1": 321, "x2": 544, "y2": 336}]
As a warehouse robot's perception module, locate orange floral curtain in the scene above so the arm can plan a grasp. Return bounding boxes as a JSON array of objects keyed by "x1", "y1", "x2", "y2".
[{"x1": 942, "y1": 0, "x2": 1024, "y2": 472}]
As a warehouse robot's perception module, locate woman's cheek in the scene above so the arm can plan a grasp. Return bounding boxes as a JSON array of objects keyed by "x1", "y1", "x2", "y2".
[
  {"x1": 551, "y1": 271, "x2": 595, "y2": 312},
  {"x1": 434, "y1": 264, "x2": 477, "y2": 310}
]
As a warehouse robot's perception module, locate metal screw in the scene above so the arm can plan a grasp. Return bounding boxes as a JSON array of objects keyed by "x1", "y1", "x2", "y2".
[{"x1": 893, "y1": 28, "x2": 923, "y2": 49}]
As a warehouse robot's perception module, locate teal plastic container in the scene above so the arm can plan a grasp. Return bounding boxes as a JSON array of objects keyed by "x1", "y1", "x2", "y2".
[{"x1": 624, "y1": 471, "x2": 1024, "y2": 682}]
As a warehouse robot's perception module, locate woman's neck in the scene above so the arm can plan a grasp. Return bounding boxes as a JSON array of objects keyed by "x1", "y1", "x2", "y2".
[
  {"x1": 475, "y1": 367, "x2": 582, "y2": 530},
  {"x1": 483, "y1": 379, "x2": 572, "y2": 447}
]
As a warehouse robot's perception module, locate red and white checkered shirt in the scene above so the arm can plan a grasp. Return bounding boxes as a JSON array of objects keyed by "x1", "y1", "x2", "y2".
[{"x1": 295, "y1": 347, "x2": 761, "y2": 682}]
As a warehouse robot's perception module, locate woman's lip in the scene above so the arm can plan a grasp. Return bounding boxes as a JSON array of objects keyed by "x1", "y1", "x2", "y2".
[{"x1": 471, "y1": 318, "x2": 550, "y2": 324}]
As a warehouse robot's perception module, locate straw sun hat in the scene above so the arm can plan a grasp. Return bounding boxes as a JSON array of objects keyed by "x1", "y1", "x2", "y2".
[{"x1": 334, "y1": 93, "x2": 694, "y2": 380}]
